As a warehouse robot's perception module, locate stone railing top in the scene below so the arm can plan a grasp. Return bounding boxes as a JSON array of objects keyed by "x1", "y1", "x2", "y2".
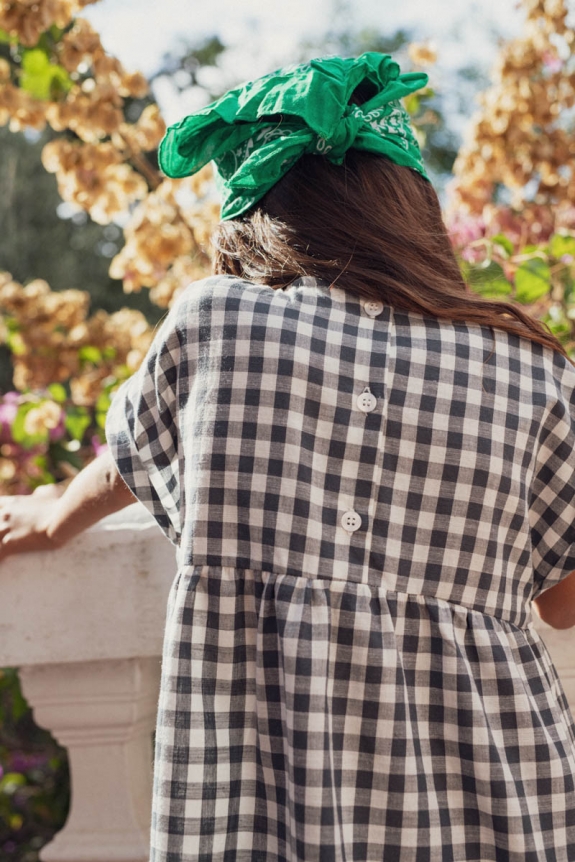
[{"x1": 0, "y1": 503, "x2": 176, "y2": 668}]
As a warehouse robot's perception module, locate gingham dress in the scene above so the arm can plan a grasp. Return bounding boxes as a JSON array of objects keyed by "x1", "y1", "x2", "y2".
[{"x1": 105, "y1": 274, "x2": 575, "y2": 862}]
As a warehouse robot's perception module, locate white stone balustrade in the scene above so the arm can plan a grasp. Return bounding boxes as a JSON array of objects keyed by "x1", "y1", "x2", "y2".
[
  {"x1": 0, "y1": 502, "x2": 574, "y2": 861},
  {"x1": 0, "y1": 503, "x2": 177, "y2": 862}
]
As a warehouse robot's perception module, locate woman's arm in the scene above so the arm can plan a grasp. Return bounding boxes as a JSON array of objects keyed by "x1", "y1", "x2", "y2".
[
  {"x1": 532, "y1": 569, "x2": 575, "y2": 629},
  {"x1": 0, "y1": 450, "x2": 136, "y2": 558}
]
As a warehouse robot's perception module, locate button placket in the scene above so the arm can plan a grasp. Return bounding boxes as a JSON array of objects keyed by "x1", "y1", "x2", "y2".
[{"x1": 339, "y1": 304, "x2": 388, "y2": 542}]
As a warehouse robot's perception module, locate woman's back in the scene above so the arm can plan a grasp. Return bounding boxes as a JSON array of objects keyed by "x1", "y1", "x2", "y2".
[
  {"x1": 106, "y1": 273, "x2": 575, "y2": 861},
  {"x1": 4, "y1": 50, "x2": 574, "y2": 862}
]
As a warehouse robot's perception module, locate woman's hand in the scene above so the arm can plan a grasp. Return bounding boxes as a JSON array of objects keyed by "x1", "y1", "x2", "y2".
[
  {"x1": 0, "y1": 453, "x2": 135, "y2": 560},
  {"x1": 0, "y1": 490, "x2": 63, "y2": 559}
]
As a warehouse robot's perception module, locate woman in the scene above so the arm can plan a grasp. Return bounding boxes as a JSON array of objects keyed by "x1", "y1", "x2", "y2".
[{"x1": 3, "y1": 53, "x2": 575, "y2": 861}]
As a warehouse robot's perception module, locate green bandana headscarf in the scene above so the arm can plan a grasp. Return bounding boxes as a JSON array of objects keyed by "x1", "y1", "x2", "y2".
[{"x1": 158, "y1": 52, "x2": 430, "y2": 220}]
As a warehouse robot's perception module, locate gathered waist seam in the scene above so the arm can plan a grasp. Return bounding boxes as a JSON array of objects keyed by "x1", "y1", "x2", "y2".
[{"x1": 179, "y1": 562, "x2": 532, "y2": 633}]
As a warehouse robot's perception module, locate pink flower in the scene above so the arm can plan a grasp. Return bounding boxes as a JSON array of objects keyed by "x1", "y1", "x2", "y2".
[
  {"x1": 49, "y1": 414, "x2": 66, "y2": 442},
  {"x1": 0, "y1": 392, "x2": 20, "y2": 442},
  {"x1": 91, "y1": 436, "x2": 108, "y2": 457},
  {"x1": 447, "y1": 213, "x2": 486, "y2": 250},
  {"x1": 542, "y1": 51, "x2": 563, "y2": 74},
  {"x1": 9, "y1": 751, "x2": 48, "y2": 772},
  {"x1": 461, "y1": 245, "x2": 487, "y2": 264}
]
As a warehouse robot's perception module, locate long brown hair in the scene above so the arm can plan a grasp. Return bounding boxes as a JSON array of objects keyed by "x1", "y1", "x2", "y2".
[{"x1": 212, "y1": 149, "x2": 571, "y2": 362}]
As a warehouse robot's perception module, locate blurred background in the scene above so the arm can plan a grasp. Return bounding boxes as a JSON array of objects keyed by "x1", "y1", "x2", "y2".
[{"x1": 1, "y1": 0, "x2": 575, "y2": 857}]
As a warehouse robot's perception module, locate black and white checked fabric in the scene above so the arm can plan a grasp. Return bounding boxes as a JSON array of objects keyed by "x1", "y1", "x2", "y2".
[{"x1": 106, "y1": 275, "x2": 575, "y2": 861}]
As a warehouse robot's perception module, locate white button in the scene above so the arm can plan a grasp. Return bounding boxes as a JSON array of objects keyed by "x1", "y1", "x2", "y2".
[
  {"x1": 357, "y1": 387, "x2": 377, "y2": 413},
  {"x1": 341, "y1": 510, "x2": 362, "y2": 533},
  {"x1": 364, "y1": 300, "x2": 384, "y2": 318}
]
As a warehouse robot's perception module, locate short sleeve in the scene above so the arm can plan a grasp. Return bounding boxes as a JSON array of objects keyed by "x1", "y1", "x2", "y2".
[
  {"x1": 530, "y1": 355, "x2": 575, "y2": 597},
  {"x1": 105, "y1": 287, "x2": 190, "y2": 545}
]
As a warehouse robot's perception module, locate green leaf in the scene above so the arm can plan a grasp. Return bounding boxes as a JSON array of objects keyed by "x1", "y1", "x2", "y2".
[
  {"x1": 490, "y1": 233, "x2": 514, "y2": 257},
  {"x1": 542, "y1": 304, "x2": 571, "y2": 337},
  {"x1": 79, "y1": 345, "x2": 103, "y2": 365},
  {"x1": 49, "y1": 25, "x2": 65, "y2": 40},
  {"x1": 110, "y1": 364, "x2": 132, "y2": 383},
  {"x1": 20, "y1": 48, "x2": 51, "y2": 98},
  {"x1": 404, "y1": 93, "x2": 420, "y2": 115},
  {"x1": 64, "y1": 406, "x2": 91, "y2": 442},
  {"x1": 6, "y1": 331, "x2": 25, "y2": 355},
  {"x1": 20, "y1": 48, "x2": 72, "y2": 100},
  {"x1": 0, "y1": 28, "x2": 12, "y2": 43},
  {"x1": 22, "y1": 48, "x2": 50, "y2": 74},
  {"x1": 514, "y1": 258, "x2": 551, "y2": 304},
  {"x1": 30, "y1": 453, "x2": 56, "y2": 486},
  {"x1": 48, "y1": 64, "x2": 72, "y2": 99},
  {"x1": 11, "y1": 402, "x2": 49, "y2": 448},
  {"x1": 48, "y1": 383, "x2": 67, "y2": 403},
  {"x1": 467, "y1": 262, "x2": 513, "y2": 299},
  {"x1": 95, "y1": 390, "x2": 111, "y2": 429},
  {"x1": 10, "y1": 683, "x2": 30, "y2": 721},
  {"x1": 49, "y1": 441, "x2": 83, "y2": 471},
  {"x1": 549, "y1": 233, "x2": 575, "y2": 260},
  {"x1": 95, "y1": 391, "x2": 111, "y2": 412},
  {"x1": 0, "y1": 773, "x2": 27, "y2": 794}
]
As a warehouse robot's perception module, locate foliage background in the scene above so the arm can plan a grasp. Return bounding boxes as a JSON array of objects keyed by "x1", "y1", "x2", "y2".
[{"x1": 1, "y1": 0, "x2": 575, "y2": 856}]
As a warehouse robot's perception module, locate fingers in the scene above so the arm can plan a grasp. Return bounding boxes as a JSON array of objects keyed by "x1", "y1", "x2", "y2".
[{"x1": 0, "y1": 495, "x2": 59, "y2": 560}]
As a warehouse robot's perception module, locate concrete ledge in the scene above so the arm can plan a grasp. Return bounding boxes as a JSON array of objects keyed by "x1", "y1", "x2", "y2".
[{"x1": 0, "y1": 503, "x2": 176, "y2": 667}]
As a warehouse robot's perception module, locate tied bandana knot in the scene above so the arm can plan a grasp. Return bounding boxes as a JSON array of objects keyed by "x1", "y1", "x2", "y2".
[
  {"x1": 158, "y1": 52, "x2": 430, "y2": 220},
  {"x1": 313, "y1": 104, "x2": 365, "y2": 159}
]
